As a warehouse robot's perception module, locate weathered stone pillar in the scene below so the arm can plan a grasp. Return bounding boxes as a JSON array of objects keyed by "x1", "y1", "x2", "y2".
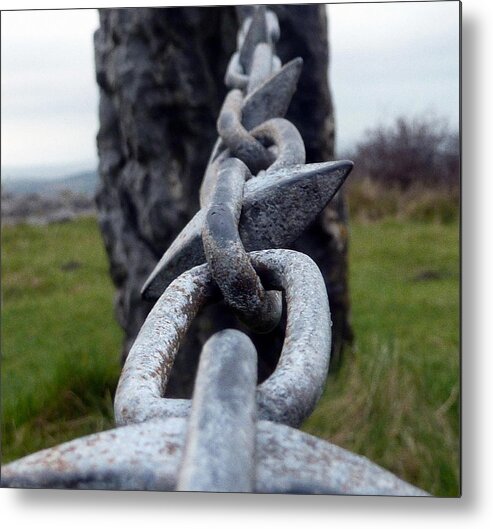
[{"x1": 94, "y1": 5, "x2": 352, "y2": 396}]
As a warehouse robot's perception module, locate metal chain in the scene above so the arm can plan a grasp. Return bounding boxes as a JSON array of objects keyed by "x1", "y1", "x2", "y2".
[
  {"x1": 202, "y1": 158, "x2": 283, "y2": 333},
  {"x1": 197, "y1": 6, "x2": 306, "y2": 331},
  {"x1": 1, "y1": 6, "x2": 428, "y2": 496}
]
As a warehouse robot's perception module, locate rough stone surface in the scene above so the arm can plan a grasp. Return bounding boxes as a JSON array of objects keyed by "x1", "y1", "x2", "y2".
[{"x1": 94, "y1": 5, "x2": 352, "y2": 395}]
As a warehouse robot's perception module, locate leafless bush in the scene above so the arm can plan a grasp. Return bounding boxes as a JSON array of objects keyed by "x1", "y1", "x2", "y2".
[{"x1": 346, "y1": 116, "x2": 459, "y2": 190}]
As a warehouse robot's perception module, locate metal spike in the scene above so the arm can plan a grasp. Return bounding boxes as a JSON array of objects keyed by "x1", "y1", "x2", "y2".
[
  {"x1": 242, "y1": 58, "x2": 303, "y2": 130},
  {"x1": 141, "y1": 160, "x2": 353, "y2": 300}
]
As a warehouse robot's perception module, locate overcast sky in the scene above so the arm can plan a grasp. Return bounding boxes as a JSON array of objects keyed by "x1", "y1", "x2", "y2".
[
  {"x1": 1, "y1": 2, "x2": 460, "y2": 177},
  {"x1": 328, "y1": 1, "x2": 459, "y2": 154}
]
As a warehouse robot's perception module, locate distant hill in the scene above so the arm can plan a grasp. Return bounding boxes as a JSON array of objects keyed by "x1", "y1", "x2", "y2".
[{"x1": 2, "y1": 170, "x2": 99, "y2": 197}]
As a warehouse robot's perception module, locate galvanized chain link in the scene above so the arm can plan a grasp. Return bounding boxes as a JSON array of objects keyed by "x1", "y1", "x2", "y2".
[
  {"x1": 198, "y1": 6, "x2": 308, "y2": 332},
  {"x1": 115, "y1": 247, "x2": 332, "y2": 429},
  {"x1": 202, "y1": 158, "x2": 283, "y2": 333},
  {"x1": 1, "y1": 5, "x2": 428, "y2": 496}
]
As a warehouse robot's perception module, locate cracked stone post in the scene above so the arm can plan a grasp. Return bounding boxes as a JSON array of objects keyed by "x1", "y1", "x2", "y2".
[{"x1": 94, "y1": 5, "x2": 352, "y2": 397}]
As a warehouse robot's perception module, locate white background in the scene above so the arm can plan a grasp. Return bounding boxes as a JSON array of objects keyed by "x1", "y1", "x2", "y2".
[{"x1": 0, "y1": 0, "x2": 489, "y2": 527}]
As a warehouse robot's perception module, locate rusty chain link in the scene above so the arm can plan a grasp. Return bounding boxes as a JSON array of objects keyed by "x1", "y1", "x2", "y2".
[
  {"x1": 115, "y1": 248, "x2": 332, "y2": 428},
  {"x1": 202, "y1": 158, "x2": 283, "y2": 333},
  {"x1": 1, "y1": 5, "x2": 428, "y2": 496}
]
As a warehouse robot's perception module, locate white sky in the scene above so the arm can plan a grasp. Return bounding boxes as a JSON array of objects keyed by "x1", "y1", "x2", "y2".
[
  {"x1": 0, "y1": 2, "x2": 460, "y2": 174},
  {"x1": 1, "y1": 9, "x2": 100, "y2": 174},
  {"x1": 328, "y1": 1, "x2": 460, "y2": 154}
]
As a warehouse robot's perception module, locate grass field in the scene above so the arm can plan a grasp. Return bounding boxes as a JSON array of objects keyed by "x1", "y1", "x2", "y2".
[
  {"x1": 1, "y1": 218, "x2": 122, "y2": 461},
  {"x1": 304, "y1": 219, "x2": 460, "y2": 496},
  {"x1": 1, "y1": 214, "x2": 459, "y2": 496}
]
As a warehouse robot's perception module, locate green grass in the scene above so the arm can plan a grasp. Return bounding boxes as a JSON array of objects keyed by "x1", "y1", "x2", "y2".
[
  {"x1": 1, "y1": 215, "x2": 459, "y2": 496},
  {"x1": 1, "y1": 218, "x2": 122, "y2": 461},
  {"x1": 345, "y1": 177, "x2": 459, "y2": 224},
  {"x1": 302, "y1": 219, "x2": 460, "y2": 496}
]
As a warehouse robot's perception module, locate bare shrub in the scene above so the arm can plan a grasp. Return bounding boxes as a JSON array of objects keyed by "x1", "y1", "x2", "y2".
[
  {"x1": 343, "y1": 116, "x2": 459, "y2": 222},
  {"x1": 346, "y1": 116, "x2": 459, "y2": 190}
]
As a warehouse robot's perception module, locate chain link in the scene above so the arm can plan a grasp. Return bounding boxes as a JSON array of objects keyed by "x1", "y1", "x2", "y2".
[
  {"x1": 197, "y1": 5, "x2": 308, "y2": 332},
  {"x1": 176, "y1": 330, "x2": 257, "y2": 492},
  {"x1": 202, "y1": 158, "x2": 282, "y2": 333},
  {"x1": 115, "y1": 249, "x2": 332, "y2": 429}
]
